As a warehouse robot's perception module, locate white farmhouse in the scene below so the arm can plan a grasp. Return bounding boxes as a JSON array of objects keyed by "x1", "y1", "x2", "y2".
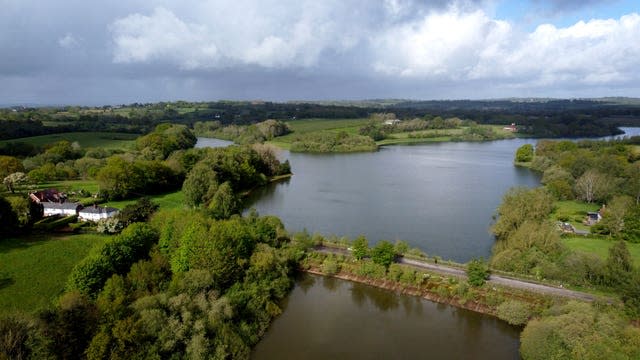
[
  {"x1": 42, "y1": 202, "x2": 82, "y2": 217},
  {"x1": 78, "y1": 205, "x2": 119, "y2": 222}
]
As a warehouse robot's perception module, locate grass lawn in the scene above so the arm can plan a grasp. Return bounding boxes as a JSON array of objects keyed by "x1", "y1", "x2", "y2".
[
  {"x1": 104, "y1": 190, "x2": 185, "y2": 211},
  {"x1": 0, "y1": 132, "x2": 138, "y2": 150},
  {"x1": 30, "y1": 179, "x2": 101, "y2": 194},
  {"x1": 0, "y1": 234, "x2": 108, "y2": 315},
  {"x1": 552, "y1": 200, "x2": 600, "y2": 231},
  {"x1": 563, "y1": 236, "x2": 640, "y2": 266}
]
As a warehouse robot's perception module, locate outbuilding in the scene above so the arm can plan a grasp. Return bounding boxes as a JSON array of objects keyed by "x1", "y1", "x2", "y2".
[{"x1": 78, "y1": 205, "x2": 119, "y2": 222}]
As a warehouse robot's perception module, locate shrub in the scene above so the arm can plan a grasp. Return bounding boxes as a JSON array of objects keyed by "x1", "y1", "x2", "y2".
[
  {"x1": 496, "y1": 300, "x2": 532, "y2": 326},
  {"x1": 467, "y1": 258, "x2": 490, "y2": 287},
  {"x1": 321, "y1": 258, "x2": 340, "y2": 276}
]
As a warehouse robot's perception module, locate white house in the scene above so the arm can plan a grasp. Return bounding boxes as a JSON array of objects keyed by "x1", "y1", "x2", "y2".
[
  {"x1": 78, "y1": 205, "x2": 119, "y2": 222},
  {"x1": 42, "y1": 202, "x2": 82, "y2": 217},
  {"x1": 384, "y1": 119, "x2": 401, "y2": 125}
]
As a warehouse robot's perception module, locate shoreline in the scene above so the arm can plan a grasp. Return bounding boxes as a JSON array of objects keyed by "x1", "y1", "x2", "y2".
[{"x1": 303, "y1": 268, "x2": 500, "y2": 319}]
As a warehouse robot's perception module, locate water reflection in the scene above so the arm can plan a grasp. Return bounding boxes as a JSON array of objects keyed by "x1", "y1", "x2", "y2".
[{"x1": 253, "y1": 274, "x2": 520, "y2": 360}]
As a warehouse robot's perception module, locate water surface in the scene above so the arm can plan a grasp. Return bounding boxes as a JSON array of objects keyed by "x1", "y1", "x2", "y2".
[
  {"x1": 245, "y1": 139, "x2": 541, "y2": 262},
  {"x1": 253, "y1": 274, "x2": 521, "y2": 360}
]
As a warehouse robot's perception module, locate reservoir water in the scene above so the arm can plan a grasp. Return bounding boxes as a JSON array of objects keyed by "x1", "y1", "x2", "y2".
[
  {"x1": 252, "y1": 274, "x2": 521, "y2": 360},
  {"x1": 244, "y1": 138, "x2": 541, "y2": 262},
  {"x1": 195, "y1": 127, "x2": 639, "y2": 359}
]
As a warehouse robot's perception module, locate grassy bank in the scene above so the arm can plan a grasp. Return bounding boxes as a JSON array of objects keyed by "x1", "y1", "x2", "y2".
[
  {"x1": 563, "y1": 236, "x2": 640, "y2": 266},
  {"x1": 552, "y1": 200, "x2": 600, "y2": 231},
  {"x1": 0, "y1": 234, "x2": 109, "y2": 314},
  {"x1": 104, "y1": 190, "x2": 186, "y2": 211},
  {"x1": 0, "y1": 131, "x2": 138, "y2": 150}
]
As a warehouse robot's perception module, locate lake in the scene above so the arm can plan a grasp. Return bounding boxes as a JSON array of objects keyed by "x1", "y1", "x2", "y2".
[
  {"x1": 252, "y1": 274, "x2": 521, "y2": 360},
  {"x1": 243, "y1": 139, "x2": 541, "y2": 262}
]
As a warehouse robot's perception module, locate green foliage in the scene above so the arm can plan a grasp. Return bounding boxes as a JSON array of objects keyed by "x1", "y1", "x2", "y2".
[
  {"x1": 466, "y1": 258, "x2": 490, "y2": 287},
  {"x1": 321, "y1": 257, "x2": 340, "y2": 275},
  {"x1": 370, "y1": 240, "x2": 396, "y2": 269},
  {"x1": 136, "y1": 124, "x2": 196, "y2": 159},
  {"x1": 515, "y1": 144, "x2": 534, "y2": 162},
  {"x1": 290, "y1": 131, "x2": 377, "y2": 153},
  {"x1": 351, "y1": 235, "x2": 369, "y2": 260},
  {"x1": 0, "y1": 196, "x2": 19, "y2": 237},
  {"x1": 520, "y1": 301, "x2": 640, "y2": 360},
  {"x1": 622, "y1": 204, "x2": 640, "y2": 243},
  {"x1": 492, "y1": 187, "x2": 554, "y2": 241},
  {"x1": 603, "y1": 240, "x2": 634, "y2": 288},
  {"x1": 496, "y1": 300, "x2": 532, "y2": 326},
  {"x1": 0, "y1": 313, "x2": 51, "y2": 360},
  {"x1": 67, "y1": 223, "x2": 158, "y2": 296},
  {"x1": 208, "y1": 182, "x2": 239, "y2": 219},
  {"x1": 117, "y1": 197, "x2": 159, "y2": 227}
]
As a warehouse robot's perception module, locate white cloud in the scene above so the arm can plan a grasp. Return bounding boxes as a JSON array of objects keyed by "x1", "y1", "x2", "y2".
[
  {"x1": 372, "y1": 9, "x2": 640, "y2": 87},
  {"x1": 58, "y1": 33, "x2": 80, "y2": 49},
  {"x1": 109, "y1": 2, "x2": 366, "y2": 70},
  {"x1": 110, "y1": 7, "x2": 219, "y2": 69},
  {"x1": 108, "y1": 2, "x2": 640, "y2": 92}
]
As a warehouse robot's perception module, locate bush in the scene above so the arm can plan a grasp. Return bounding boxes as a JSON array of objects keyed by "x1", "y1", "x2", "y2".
[
  {"x1": 321, "y1": 258, "x2": 340, "y2": 276},
  {"x1": 496, "y1": 300, "x2": 532, "y2": 326},
  {"x1": 467, "y1": 258, "x2": 490, "y2": 287}
]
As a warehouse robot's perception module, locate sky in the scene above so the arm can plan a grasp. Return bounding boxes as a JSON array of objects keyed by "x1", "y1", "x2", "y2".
[{"x1": 1, "y1": 0, "x2": 639, "y2": 105}]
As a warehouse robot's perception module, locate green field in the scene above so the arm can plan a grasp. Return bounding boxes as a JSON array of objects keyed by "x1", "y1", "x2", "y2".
[
  {"x1": 0, "y1": 234, "x2": 108, "y2": 314},
  {"x1": 105, "y1": 190, "x2": 185, "y2": 211},
  {"x1": 0, "y1": 131, "x2": 138, "y2": 150},
  {"x1": 552, "y1": 200, "x2": 600, "y2": 231},
  {"x1": 563, "y1": 236, "x2": 640, "y2": 266}
]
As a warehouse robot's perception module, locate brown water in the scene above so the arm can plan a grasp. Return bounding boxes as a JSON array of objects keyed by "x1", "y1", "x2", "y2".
[{"x1": 252, "y1": 274, "x2": 521, "y2": 360}]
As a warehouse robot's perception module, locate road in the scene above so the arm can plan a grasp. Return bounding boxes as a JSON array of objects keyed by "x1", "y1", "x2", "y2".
[{"x1": 315, "y1": 246, "x2": 600, "y2": 302}]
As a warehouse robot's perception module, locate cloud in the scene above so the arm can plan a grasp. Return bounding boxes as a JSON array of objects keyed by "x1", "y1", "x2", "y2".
[
  {"x1": 110, "y1": 7, "x2": 219, "y2": 69},
  {"x1": 58, "y1": 33, "x2": 80, "y2": 49},
  {"x1": 371, "y1": 9, "x2": 640, "y2": 87}
]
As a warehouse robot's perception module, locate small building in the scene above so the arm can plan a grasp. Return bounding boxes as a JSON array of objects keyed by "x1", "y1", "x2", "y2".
[
  {"x1": 384, "y1": 119, "x2": 401, "y2": 125},
  {"x1": 78, "y1": 205, "x2": 119, "y2": 222},
  {"x1": 42, "y1": 202, "x2": 82, "y2": 217},
  {"x1": 585, "y1": 211, "x2": 602, "y2": 226},
  {"x1": 503, "y1": 123, "x2": 517, "y2": 132}
]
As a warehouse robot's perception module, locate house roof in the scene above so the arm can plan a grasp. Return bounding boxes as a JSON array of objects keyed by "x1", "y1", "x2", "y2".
[
  {"x1": 79, "y1": 206, "x2": 119, "y2": 214},
  {"x1": 42, "y1": 202, "x2": 82, "y2": 210}
]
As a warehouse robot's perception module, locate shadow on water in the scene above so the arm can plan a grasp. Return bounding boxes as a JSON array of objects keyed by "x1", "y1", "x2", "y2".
[{"x1": 348, "y1": 281, "x2": 399, "y2": 312}]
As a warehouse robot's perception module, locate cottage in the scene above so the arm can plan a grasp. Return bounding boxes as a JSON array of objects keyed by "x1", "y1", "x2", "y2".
[
  {"x1": 384, "y1": 119, "x2": 401, "y2": 125},
  {"x1": 503, "y1": 123, "x2": 517, "y2": 132},
  {"x1": 585, "y1": 211, "x2": 602, "y2": 226},
  {"x1": 42, "y1": 202, "x2": 82, "y2": 217},
  {"x1": 78, "y1": 205, "x2": 119, "y2": 222}
]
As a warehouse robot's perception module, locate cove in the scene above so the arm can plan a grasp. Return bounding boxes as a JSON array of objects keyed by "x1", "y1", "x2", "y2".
[{"x1": 252, "y1": 274, "x2": 521, "y2": 359}]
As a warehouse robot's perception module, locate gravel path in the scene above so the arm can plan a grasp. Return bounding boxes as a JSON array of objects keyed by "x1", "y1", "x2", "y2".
[{"x1": 315, "y1": 246, "x2": 600, "y2": 302}]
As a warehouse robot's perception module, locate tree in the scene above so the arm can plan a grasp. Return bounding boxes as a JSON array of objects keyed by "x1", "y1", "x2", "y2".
[
  {"x1": 208, "y1": 182, "x2": 238, "y2": 219},
  {"x1": 0, "y1": 155, "x2": 24, "y2": 179},
  {"x1": 575, "y1": 170, "x2": 611, "y2": 203},
  {"x1": 515, "y1": 144, "x2": 534, "y2": 162},
  {"x1": 604, "y1": 240, "x2": 633, "y2": 288},
  {"x1": 0, "y1": 196, "x2": 19, "y2": 237},
  {"x1": 183, "y1": 162, "x2": 218, "y2": 208},
  {"x1": 351, "y1": 235, "x2": 369, "y2": 260},
  {"x1": 3, "y1": 172, "x2": 29, "y2": 193},
  {"x1": 520, "y1": 301, "x2": 640, "y2": 360},
  {"x1": 624, "y1": 162, "x2": 640, "y2": 205},
  {"x1": 467, "y1": 258, "x2": 490, "y2": 287},
  {"x1": 597, "y1": 196, "x2": 632, "y2": 238},
  {"x1": 492, "y1": 187, "x2": 554, "y2": 241},
  {"x1": 370, "y1": 240, "x2": 396, "y2": 269},
  {"x1": 496, "y1": 300, "x2": 532, "y2": 326}
]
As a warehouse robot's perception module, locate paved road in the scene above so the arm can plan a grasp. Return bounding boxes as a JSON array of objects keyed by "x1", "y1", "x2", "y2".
[{"x1": 315, "y1": 246, "x2": 600, "y2": 302}]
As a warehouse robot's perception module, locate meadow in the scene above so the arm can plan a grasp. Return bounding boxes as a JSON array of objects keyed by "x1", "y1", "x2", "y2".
[
  {"x1": 0, "y1": 234, "x2": 108, "y2": 314},
  {"x1": 563, "y1": 236, "x2": 640, "y2": 266},
  {"x1": 0, "y1": 131, "x2": 138, "y2": 150}
]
